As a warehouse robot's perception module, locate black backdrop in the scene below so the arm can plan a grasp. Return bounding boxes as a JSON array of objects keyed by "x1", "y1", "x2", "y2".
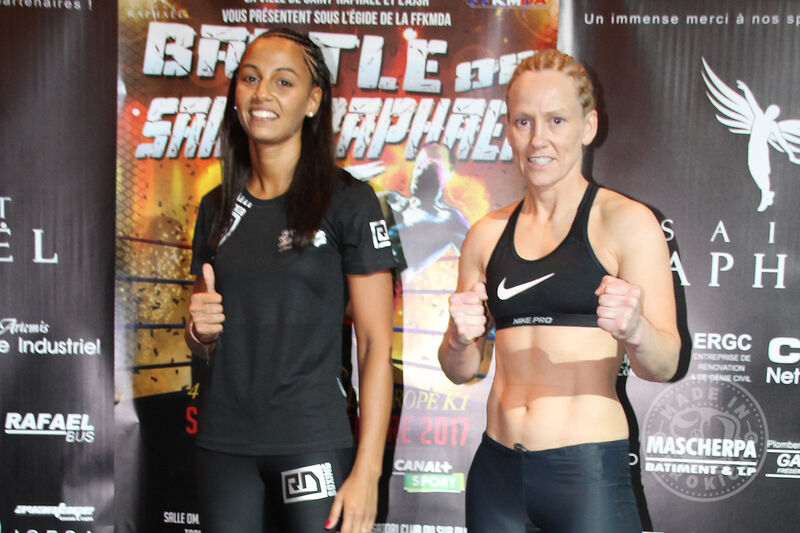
[
  {"x1": 0, "y1": 4, "x2": 117, "y2": 533},
  {"x1": 2, "y1": 1, "x2": 800, "y2": 532}
]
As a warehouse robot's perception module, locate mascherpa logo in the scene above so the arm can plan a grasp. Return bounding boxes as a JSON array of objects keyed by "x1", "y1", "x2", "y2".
[
  {"x1": 702, "y1": 58, "x2": 800, "y2": 212},
  {"x1": 643, "y1": 380, "x2": 768, "y2": 501}
]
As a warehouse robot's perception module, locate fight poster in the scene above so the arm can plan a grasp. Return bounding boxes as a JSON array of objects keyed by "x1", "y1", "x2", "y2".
[
  {"x1": 0, "y1": 3, "x2": 117, "y2": 533},
  {"x1": 560, "y1": 0, "x2": 800, "y2": 531},
  {"x1": 115, "y1": 1, "x2": 559, "y2": 531}
]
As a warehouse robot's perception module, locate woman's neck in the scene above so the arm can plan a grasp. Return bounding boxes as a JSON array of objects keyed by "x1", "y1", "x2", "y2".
[
  {"x1": 523, "y1": 175, "x2": 588, "y2": 221},
  {"x1": 246, "y1": 137, "x2": 301, "y2": 199}
]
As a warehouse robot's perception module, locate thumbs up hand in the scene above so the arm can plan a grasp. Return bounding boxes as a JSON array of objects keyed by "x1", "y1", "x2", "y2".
[
  {"x1": 202, "y1": 262, "x2": 216, "y2": 294},
  {"x1": 188, "y1": 263, "x2": 225, "y2": 344}
]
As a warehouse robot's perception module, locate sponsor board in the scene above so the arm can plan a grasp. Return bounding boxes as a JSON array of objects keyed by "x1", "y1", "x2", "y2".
[
  {"x1": 13, "y1": 503, "x2": 95, "y2": 523},
  {"x1": 0, "y1": 196, "x2": 59, "y2": 265},
  {"x1": 643, "y1": 381, "x2": 768, "y2": 501},
  {"x1": 664, "y1": 216, "x2": 792, "y2": 291},
  {"x1": 4, "y1": 412, "x2": 95, "y2": 443},
  {"x1": 163, "y1": 510, "x2": 201, "y2": 527},
  {"x1": 394, "y1": 458, "x2": 465, "y2": 493},
  {"x1": 764, "y1": 439, "x2": 800, "y2": 479},
  {"x1": 689, "y1": 331, "x2": 753, "y2": 384},
  {"x1": 402, "y1": 472, "x2": 465, "y2": 493},
  {"x1": 766, "y1": 337, "x2": 800, "y2": 385},
  {"x1": 0, "y1": 319, "x2": 100, "y2": 357},
  {"x1": 702, "y1": 58, "x2": 800, "y2": 213}
]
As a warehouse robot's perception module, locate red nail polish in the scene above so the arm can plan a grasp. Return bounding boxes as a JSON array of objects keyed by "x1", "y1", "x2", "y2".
[{"x1": 324, "y1": 520, "x2": 332, "y2": 529}]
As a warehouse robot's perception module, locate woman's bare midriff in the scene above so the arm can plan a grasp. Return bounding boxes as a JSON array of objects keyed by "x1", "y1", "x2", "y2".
[{"x1": 485, "y1": 324, "x2": 630, "y2": 450}]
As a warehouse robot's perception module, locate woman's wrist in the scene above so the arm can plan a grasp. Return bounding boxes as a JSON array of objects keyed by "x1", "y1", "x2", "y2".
[
  {"x1": 350, "y1": 456, "x2": 383, "y2": 482},
  {"x1": 187, "y1": 319, "x2": 216, "y2": 359},
  {"x1": 188, "y1": 319, "x2": 216, "y2": 345},
  {"x1": 447, "y1": 329, "x2": 473, "y2": 351}
]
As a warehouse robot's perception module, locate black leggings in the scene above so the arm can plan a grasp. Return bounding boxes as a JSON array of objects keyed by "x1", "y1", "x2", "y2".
[
  {"x1": 196, "y1": 446, "x2": 355, "y2": 533},
  {"x1": 466, "y1": 433, "x2": 642, "y2": 533}
]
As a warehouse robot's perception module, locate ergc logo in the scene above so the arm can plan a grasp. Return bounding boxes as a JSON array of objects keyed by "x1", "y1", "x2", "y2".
[{"x1": 4, "y1": 412, "x2": 95, "y2": 443}]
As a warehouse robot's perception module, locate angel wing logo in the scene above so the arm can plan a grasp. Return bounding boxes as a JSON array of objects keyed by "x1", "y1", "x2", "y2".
[{"x1": 701, "y1": 57, "x2": 800, "y2": 212}]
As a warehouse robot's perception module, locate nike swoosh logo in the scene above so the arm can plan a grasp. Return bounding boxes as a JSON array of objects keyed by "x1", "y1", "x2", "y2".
[{"x1": 497, "y1": 273, "x2": 555, "y2": 301}]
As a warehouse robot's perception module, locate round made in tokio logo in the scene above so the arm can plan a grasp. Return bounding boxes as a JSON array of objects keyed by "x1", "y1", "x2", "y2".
[{"x1": 642, "y1": 380, "x2": 768, "y2": 501}]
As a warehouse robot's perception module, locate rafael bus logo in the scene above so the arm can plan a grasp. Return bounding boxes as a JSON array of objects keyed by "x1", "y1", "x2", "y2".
[
  {"x1": 4, "y1": 412, "x2": 95, "y2": 443},
  {"x1": 702, "y1": 58, "x2": 800, "y2": 212}
]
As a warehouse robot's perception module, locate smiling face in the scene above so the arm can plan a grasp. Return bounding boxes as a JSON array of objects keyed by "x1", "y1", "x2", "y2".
[
  {"x1": 234, "y1": 36, "x2": 322, "y2": 148},
  {"x1": 505, "y1": 69, "x2": 597, "y2": 190}
]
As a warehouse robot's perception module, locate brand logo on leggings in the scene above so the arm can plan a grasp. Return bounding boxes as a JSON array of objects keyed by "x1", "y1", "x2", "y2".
[{"x1": 281, "y1": 462, "x2": 336, "y2": 503}]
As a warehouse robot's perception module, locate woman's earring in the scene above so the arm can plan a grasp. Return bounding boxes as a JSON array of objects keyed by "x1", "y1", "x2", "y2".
[
  {"x1": 307, "y1": 112, "x2": 314, "y2": 118},
  {"x1": 234, "y1": 105, "x2": 238, "y2": 111}
]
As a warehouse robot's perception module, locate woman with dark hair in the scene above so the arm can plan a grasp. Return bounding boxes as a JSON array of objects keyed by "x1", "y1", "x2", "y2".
[
  {"x1": 186, "y1": 28, "x2": 394, "y2": 533},
  {"x1": 438, "y1": 49, "x2": 680, "y2": 532}
]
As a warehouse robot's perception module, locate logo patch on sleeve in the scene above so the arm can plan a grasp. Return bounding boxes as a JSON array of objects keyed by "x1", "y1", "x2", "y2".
[{"x1": 370, "y1": 220, "x2": 391, "y2": 249}]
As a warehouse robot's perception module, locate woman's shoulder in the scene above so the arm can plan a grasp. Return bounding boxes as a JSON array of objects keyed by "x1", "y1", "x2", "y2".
[
  {"x1": 469, "y1": 200, "x2": 518, "y2": 235},
  {"x1": 332, "y1": 167, "x2": 379, "y2": 202},
  {"x1": 592, "y1": 186, "x2": 662, "y2": 242},
  {"x1": 594, "y1": 186, "x2": 656, "y2": 221},
  {"x1": 461, "y1": 200, "x2": 518, "y2": 257},
  {"x1": 199, "y1": 184, "x2": 223, "y2": 207},
  {"x1": 195, "y1": 185, "x2": 224, "y2": 219}
]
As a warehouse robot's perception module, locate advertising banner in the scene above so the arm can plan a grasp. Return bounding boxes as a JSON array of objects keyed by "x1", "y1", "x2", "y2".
[
  {"x1": 115, "y1": 0, "x2": 559, "y2": 531},
  {"x1": 0, "y1": 4, "x2": 117, "y2": 533},
  {"x1": 560, "y1": 0, "x2": 800, "y2": 531},
  {"x1": 4, "y1": 1, "x2": 796, "y2": 532}
]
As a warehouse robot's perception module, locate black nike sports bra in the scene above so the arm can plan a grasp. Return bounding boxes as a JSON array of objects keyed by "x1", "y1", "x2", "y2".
[{"x1": 485, "y1": 182, "x2": 608, "y2": 329}]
